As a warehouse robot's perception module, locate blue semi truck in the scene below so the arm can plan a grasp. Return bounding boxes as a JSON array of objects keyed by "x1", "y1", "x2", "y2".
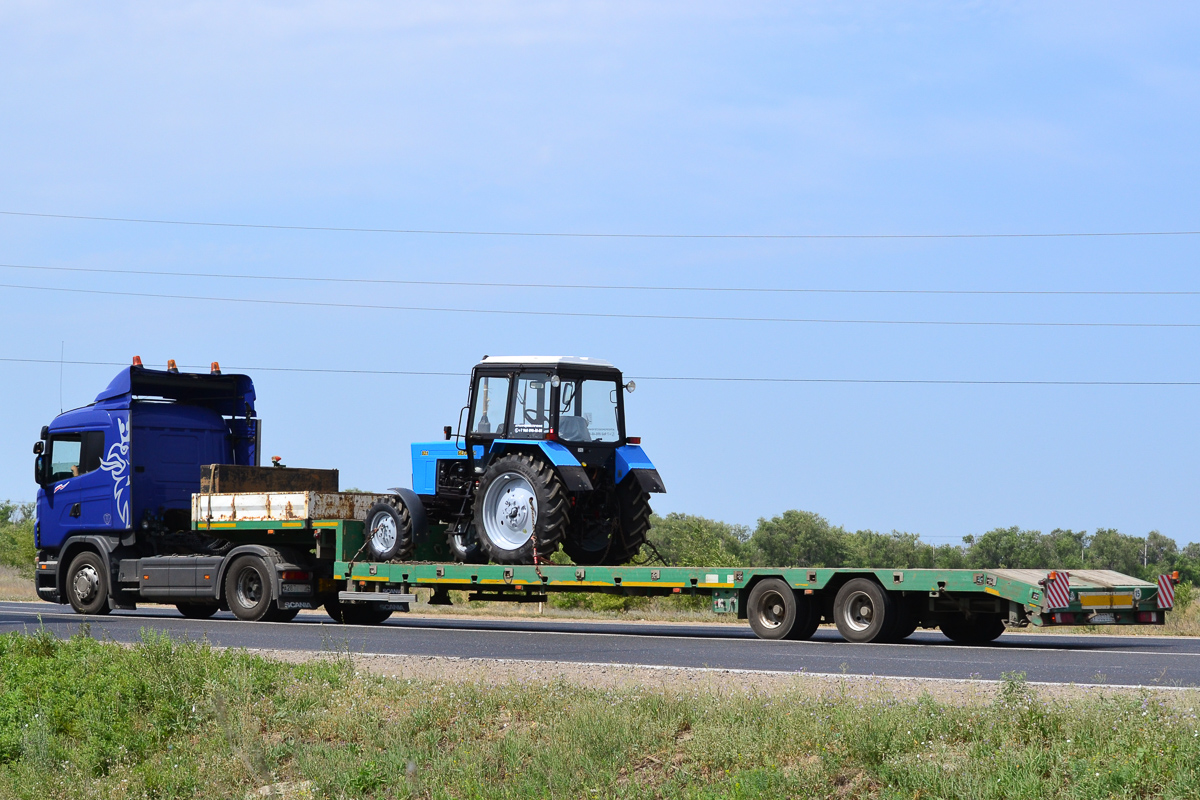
[{"x1": 31, "y1": 356, "x2": 665, "y2": 621}]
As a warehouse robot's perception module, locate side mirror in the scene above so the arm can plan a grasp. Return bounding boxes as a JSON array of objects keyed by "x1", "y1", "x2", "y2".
[
  {"x1": 40, "y1": 425, "x2": 49, "y2": 440},
  {"x1": 443, "y1": 425, "x2": 453, "y2": 441},
  {"x1": 34, "y1": 455, "x2": 45, "y2": 485},
  {"x1": 33, "y1": 441, "x2": 43, "y2": 455}
]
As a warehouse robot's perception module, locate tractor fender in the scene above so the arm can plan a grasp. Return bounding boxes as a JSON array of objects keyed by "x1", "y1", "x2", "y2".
[
  {"x1": 614, "y1": 445, "x2": 666, "y2": 492},
  {"x1": 491, "y1": 440, "x2": 593, "y2": 491},
  {"x1": 386, "y1": 487, "x2": 429, "y2": 543}
]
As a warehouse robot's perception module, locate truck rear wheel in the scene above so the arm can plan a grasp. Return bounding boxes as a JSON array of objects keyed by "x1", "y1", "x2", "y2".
[
  {"x1": 65, "y1": 551, "x2": 112, "y2": 616},
  {"x1": 364, "y1": 500, "x2": 413, "y2": 561},
  {"x1": 747, "y1": 578, "x2": 801, "y2": 640},
  {"x1": 176, "y1": 603, "x2": 219, "y2": 619},
  {"x1": 474, "y1": 454, "x2": 568, "y2": 565},
  {"x1": 940, "y1": 614, "x2": 1005, "y2": 643},
  {"x1": 224, "y1": 555, "x2": 279, "y2": 622},
  {"x1": 833, "y1": 578, "x2": 895, "y2": 643}
]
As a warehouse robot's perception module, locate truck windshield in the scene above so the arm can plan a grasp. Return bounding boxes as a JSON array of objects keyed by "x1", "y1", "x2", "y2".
[{"x1": 557, "y1": 377, "x2": 620, "y2": 443}]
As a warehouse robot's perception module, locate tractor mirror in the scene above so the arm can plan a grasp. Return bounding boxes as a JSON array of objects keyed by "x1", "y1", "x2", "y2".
[
  {"x1": 33, "y1": 441, "x2": 43, "y2": 455},
  {"x1": 443, "y1": 425, "x2": 453, "y2": 441}
]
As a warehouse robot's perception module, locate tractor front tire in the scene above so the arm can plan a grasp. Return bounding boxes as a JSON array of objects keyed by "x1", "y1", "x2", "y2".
[
  {"x1": 364, "y1": 499, "x2": 413, "y2": 561},
  {"x1": 473, "y1": 454, "x2": 568, "y2": 565},
  {"x1": 176, "y1": 603, "x2": 219, "y2": 619}
]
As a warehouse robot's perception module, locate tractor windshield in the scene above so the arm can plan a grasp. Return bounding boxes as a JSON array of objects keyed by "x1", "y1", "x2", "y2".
[
  {"x1": 557, "y1": 376, "x2": 621, "y2": 443},
  {"x1": 511, "y1": 372, "x2": 553, "y2": 437}
]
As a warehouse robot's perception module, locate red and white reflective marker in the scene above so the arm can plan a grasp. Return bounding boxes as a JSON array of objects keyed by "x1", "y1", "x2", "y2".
[
  {"x1": 1157, "y1": 575, "x2": 1175, "y2": 609},
  {"x1": 1046, "y1": 571, "x2": 1071, "y2": 610}
]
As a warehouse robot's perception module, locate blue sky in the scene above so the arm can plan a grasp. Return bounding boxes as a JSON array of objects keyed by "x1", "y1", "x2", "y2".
[{"x1": 2, "y1": 2, "x2": 1198, "y2": 544}]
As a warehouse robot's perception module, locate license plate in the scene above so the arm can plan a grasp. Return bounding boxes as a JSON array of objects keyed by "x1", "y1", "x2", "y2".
[
  {"x1": 281, "y1": 583, "x2": 311, "y2": 595},
  {"x1": 1090, "y1": 612, "x2": 1116, "y2": 624}
]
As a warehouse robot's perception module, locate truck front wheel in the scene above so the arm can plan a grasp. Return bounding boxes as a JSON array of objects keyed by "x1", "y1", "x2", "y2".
[
  {"x1": 176, "y1": 603, "x2": 219, "y2": 619},
  {"x1": 65, "y1": 551, "x2": 112, "y2": 616},
  {"x1": 224, "y1": 556, "x2": 281, "y2": 622}
]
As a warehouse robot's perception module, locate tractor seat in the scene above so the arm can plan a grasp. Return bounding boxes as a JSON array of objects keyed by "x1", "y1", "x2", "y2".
[{"x1": 557, "y1": 415, "x2": 592, "y2": 442}]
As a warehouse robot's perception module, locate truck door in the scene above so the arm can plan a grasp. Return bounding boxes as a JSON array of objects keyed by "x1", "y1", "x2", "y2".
[{"x1": 40, "y1": 429, "x2": 117, "y2": 546}]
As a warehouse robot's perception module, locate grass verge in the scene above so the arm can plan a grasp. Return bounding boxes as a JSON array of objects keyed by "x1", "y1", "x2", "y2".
[{"x1": 0, "y1": 631, "x2": 1198, "y2": 799}]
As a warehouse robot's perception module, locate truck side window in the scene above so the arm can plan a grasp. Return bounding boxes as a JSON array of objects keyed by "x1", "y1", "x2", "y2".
[
  {"x1": 47, "y1": 431, "x2": 105, "y2": 481},
  {"x1": 471, "y1": 376, "x2": 510, "y2": 436},
  {"x1": 48, "y1": 435, "x2": 82, "y2": 482},
  {"x1": 80, "y1": 431, "x2": 105, "y2": 474}
]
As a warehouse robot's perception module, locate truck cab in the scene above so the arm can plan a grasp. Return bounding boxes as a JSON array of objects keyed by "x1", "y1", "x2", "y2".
[{"x1": 33, "y1": 361, "x2": 260, "y2": 608}]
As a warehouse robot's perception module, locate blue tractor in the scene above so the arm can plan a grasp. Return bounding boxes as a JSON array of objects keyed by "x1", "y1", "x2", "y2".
[{"x1": 408, "y1": 356, "x2": 666, "y2": 566}]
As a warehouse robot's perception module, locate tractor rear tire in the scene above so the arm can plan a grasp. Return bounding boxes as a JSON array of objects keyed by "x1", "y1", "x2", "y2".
[
  {"x1": 364, "y1": 499, "x2": 413, "y2": 561},
  {"x1": 747, "y1": 578, "x2": 801, "y2": 640},
  {"x1": 474, "y1": 454, "x2": 568, "y2": 565},
  {"x1": 562, "y1": 477, "x2": 652, "y2": 566},
  {"x1": 940, "y1": 614, "x2": 1005, "y2": 643},
  {"x1": 65, "y1": 551, "x2": 112, "y2": 616},
  {"x1": 833, "y1": 578, "x2": 895, "y2": 643}
]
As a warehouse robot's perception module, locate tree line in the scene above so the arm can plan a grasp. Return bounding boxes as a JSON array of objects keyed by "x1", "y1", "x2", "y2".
[{"x1": 649, "y1": 509, "x2": 1200, "y2": 585}]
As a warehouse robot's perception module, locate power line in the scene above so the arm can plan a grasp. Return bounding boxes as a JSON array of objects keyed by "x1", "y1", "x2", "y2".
[
  {"x1": 2, "y1": 209, "x2": 1199, "y2": 240},
  {"x1": 2, "y1": 357, "x2": 1196, "y2": 386},
  {"x1": 4, "y1": 262, "x2": 1199, "y2": 297},
  {"x1": 2, "y1": 282, "x2": 1197, "y2": 329}
]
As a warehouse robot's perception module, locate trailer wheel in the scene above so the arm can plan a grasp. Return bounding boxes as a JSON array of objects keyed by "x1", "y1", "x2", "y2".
[
  {"x1": 65, "y1": 551, "x2": 112, "y2": 616},
  {"x1": 747, "y1": 578, "x2": 802, "y2": 640},
  {"x1": 364, "y1": 500, "x2": 413, "y2": 561},
  {"x1": 833, "y1": 578, "x2": 895, "y2": 643},
  {"x1": 940, "y1": 614, "x2": 1005, "y2": 643},
  {"x1": 787, "y1": 597, "x2": 821, "y2": 641},
  {"x1": 224, "y1": 556, "x2": 277, "y2": 622},
  {"x1": 887, "y1": 598, "x2": 920, "y2": 642},
  {"x1": 474, "y1": 454, "x2": 568, "y2": 565},
  {"x1": 176, "y1": 603, "x2": 219, "y2": 619},
  {"x1": 323, "y1": 600, "x2": 393, "y2": 625}
]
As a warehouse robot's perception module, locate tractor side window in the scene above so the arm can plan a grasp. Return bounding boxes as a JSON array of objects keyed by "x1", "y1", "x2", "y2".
[
  {"x1": 471, "y1": 376, "x2": 510, "y2": 436},
  {"x1": 47, "y1": 435, "x2": 82, "y2": 482},
  {"x1": 512, "y1": 372, "x2": 552, "y2": 437},
  {"x1": 558, "y1": 379, "x2": 620, "y2": 442}
]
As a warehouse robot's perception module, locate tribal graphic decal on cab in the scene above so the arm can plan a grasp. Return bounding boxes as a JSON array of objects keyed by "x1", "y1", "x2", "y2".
[{"x1": 100, "y1": 416, "x2": 131, "y2": 527}]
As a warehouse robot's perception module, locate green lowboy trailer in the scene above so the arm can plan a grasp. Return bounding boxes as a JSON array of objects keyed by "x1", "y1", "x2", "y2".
[{"x1": 190, "y1": 499, "x2": 1176, "y2": 644}]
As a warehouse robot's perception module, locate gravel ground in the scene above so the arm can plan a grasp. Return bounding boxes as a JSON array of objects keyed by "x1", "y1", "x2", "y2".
[{"x1": 244, "y1": 648, "x2": 1200, "y2": 705}]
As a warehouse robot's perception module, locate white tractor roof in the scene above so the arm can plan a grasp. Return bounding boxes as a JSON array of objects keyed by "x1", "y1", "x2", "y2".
[{"x1": 477, "y1": 356, "x2": 616, "y2": 369}]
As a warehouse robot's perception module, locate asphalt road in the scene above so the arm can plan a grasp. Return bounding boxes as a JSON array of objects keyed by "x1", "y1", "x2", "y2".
[{"x1": 2, "y1": 600, "x2": 1197, "y2": 687}]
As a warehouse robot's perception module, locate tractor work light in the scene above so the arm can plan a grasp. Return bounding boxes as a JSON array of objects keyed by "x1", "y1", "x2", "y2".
[{"x1": 625, "y1": 381, "x2": 636, "y2": 393}]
